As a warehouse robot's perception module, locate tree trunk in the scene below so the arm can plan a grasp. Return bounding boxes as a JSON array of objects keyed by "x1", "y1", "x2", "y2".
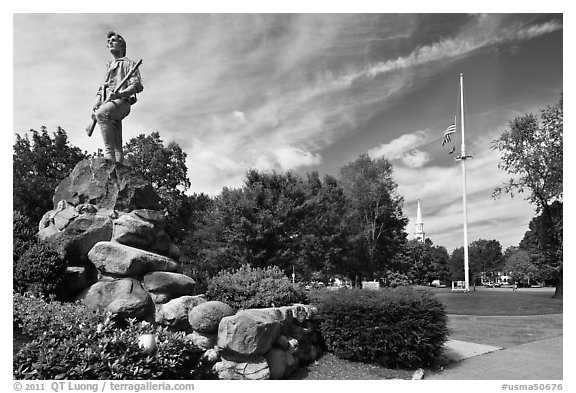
[{"x1": 553, "y1": 275, "x2": 563, "y2": 298}]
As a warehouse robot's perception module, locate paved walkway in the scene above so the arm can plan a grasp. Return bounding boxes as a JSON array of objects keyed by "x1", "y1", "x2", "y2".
[{"x1": 425, "y1": 335, "x2": 563, "y2": 380}]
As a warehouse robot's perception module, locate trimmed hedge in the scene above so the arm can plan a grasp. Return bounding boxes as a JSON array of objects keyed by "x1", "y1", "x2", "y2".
[
  {"x1": 13, "y1": 294, "x2": 214, "y2": 380},
  {"x1": 309, "y1": 287, "x2": 448, "y2": 369},
  {"x1": 205, "y1": 264, "x2": 307, "y2": 309}
]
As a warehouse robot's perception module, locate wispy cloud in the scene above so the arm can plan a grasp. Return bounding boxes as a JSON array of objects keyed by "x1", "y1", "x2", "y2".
[{"x1": 368, "y1": 130, "x2": 431, "y2": 159}]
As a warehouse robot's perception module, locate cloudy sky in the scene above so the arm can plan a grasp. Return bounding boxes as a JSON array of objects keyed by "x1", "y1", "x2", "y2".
[{"x1": 12, "y1": 13, "x2": 563, "y2": 253}]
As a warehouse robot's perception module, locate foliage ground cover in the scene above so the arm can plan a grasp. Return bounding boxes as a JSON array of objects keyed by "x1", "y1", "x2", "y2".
[{"x1": 13, "y1": 294, "x2": 212, "y2": 380}]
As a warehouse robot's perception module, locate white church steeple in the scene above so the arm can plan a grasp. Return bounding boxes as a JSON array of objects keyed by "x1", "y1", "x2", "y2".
[{"x1": 415, "y1": 198, "x2": 425, "y2": 243}]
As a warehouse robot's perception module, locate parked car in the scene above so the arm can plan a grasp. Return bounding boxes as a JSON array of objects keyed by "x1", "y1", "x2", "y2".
[{"x1": 430, "y1": 280, "x2": 447, "y2": 288}]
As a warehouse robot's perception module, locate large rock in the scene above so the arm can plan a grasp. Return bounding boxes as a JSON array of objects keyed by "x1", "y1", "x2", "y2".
[
  {"x1": 213, "y1": 354, "x2": 270, "y2": 380},
  {"x1": 52, "y1": 158, "x2": 160, "y2": 212},
  {"x1": 78, "y1": 278, "x2": 153, "y2": 320},
  {"x1": 88, "y1": 241, "x2": 181, "y2": 277},
  {"x1": 143, "y1": 271, "x2": 195, "y2": 303},
  {"x1": 189, "y1": 301, "x2": 236, "y2": 334},
  {"x1": 217, "y1": 310, "x2": 281, "y2": 356},
  {"x1": 246, "y1": 307, "x2": 294, "y2": 334},
  {"x1": 113, "y1": 212, "x2": 156, "y2": 248},
  {"x1": 154, "y1": 295, "x2": 206, "y2": 330},
  {"x1": 38, "y1": 206, "x2": 114, "y2": 264},
  {"x1": 132, "y1": 209, "x2": 167, "y2": 230}
]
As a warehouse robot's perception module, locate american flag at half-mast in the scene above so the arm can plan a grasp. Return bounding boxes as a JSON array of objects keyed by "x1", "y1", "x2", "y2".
[{"x1": 442, "y1": 122, "x2": 456, "y2": 146}]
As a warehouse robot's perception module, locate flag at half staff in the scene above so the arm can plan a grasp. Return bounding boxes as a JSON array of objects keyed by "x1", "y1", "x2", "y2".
[{"x1": 442, "y1": 123, "x2": 456, "y2": 146}]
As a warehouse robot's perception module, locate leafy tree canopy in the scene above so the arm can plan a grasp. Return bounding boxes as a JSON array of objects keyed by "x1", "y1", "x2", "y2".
[
  {"x1": 13, "y1": 127, "x2": 88, "y2": 224},
  {"x1": 449, "y1": 239, "x2": 504, "y2": 283},
  {"x1": 124, "y1": 131, "x2": 191, "y2": 192},
  {"x1": 192, "y1": 169, "x2": 354, "y2": 283},
  {"x1": 503, "y1": 246, "x2": 542, "y2": 285},
  {"x1": 492, "y1": 94, "x2": 562, "y2": 212},
  {"x1": 123, "y1": 131, "x2": 193, "y2": 242}
]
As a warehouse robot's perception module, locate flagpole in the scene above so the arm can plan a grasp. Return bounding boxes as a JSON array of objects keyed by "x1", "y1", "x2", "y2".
[{"x1": 458, "y1": 73, "x2": 471, "y2": 292}]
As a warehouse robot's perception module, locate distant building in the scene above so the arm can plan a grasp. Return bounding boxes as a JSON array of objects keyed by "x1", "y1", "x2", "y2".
[{"x1": 414, "y1": 198, "x2": 425, "y2": 243}]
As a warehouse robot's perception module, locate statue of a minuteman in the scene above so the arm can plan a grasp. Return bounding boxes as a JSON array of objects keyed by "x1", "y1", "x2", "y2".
[{"x1": 90, "y1": 31, "x2": 143, "y2": 165}]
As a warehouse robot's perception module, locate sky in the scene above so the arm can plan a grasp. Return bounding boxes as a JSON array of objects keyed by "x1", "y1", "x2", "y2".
[{"x1": 12, "y1": 12, "x2": 564, "y2": 253}]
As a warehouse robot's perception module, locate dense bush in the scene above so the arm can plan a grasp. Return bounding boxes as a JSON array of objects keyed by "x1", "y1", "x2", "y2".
[
  {"x1": 14, "y1": 241, "x2": 67, "y2": 296},
  {"x1": 205, "y1": 264, "x2": 307, "y2": 309},
  {"x1": 309, "y1": 287, "x2": 448, "y2": 369},
  {"x1": 13, "y1": 210, "x2": 37, "y2": 263},
  {"x1": 13, "y1": 294, "x2": 213, "y2": 380}
]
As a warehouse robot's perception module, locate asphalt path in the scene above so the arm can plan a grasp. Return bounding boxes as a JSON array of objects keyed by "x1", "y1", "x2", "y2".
[{"x1": 425, "y1": 313, "x2": 563, "y2": 380}]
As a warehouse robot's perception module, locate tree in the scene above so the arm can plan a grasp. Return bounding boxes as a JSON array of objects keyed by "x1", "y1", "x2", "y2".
[
  {"x1": 503, "y1": 246, "x2": 541, "y2": 286},
  {"x1": 492, "y1": 94, "x2": 563, "y2": 297},
  {"x1": 339, "y1": 154, "x2": 408, "y2": 283},
  {"x1": 124, "y1": 131, "x2": 191, "y2": 191},
  {"x1": 13, "y1": 127, "x2": 88, "y2": 224},
  {"x1": 450, "y1": 239, "x2": 504, "y2": 285},
  {"x1": 519, "y1": 201, "x2": 563, "y2": 292},
  {"x1": 392, "y1": 239, "x2": 450, "y2": 286},
  {"x1": 471, "y1": 239, "x2": 505, "y2": 283},
  {"x1": 298, "y1": 172, "x2": 354, "y2": 283},
  {"x1": 191, "y1": 169, "x2": 353, "y2": 283},
  {"x1": 123, "y1": 132, "x2": 192, "y2": 243},
  {"x1": 428, "y1": 242, "x2": 452, "y2": 284}
]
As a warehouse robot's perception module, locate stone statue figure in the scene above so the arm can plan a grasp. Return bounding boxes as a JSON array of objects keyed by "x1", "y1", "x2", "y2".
[{"x1": 89, "y1": 31, "x2": 143, "y2": 165}]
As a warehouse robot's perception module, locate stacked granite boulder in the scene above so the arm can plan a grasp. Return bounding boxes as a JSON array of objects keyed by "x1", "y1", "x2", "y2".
[{"x1": 37, "y1": 158, "x2": 191, "y2": 320}]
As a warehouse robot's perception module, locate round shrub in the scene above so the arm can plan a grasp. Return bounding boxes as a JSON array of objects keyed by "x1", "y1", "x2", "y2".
[
  {"x1": 14, "y1": 241, "x2": 67, "y2": 296},
  {"x1": 13, "y1": 210, "x2": 37, "y2": 263},
  {"x1": 205, "y1": 264, "x2": 307, "y2": 309},
  {"x1": 310, "y1": 287, "x2": 448, "y2": 369}
]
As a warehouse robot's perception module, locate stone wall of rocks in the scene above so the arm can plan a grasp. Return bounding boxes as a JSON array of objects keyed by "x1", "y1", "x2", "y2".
[{"x1": 183, "y1": 302, "x2": 321, "y2": 380}]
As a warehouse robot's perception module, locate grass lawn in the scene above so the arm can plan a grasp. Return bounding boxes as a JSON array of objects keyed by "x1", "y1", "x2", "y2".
[
  {"x1": 293, "y1": 286, "x2": 563, "y2": 380},
  {"x1": 430, "y1": 287, "x2": 562, "y2": 316}
]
